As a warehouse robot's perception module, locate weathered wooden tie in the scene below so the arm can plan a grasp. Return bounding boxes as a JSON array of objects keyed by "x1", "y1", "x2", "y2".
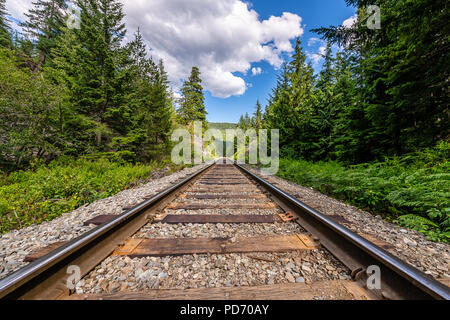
[
  {"x1": 166, "y1": 203, "x2": 276, "y2": 210},
  {"x1": 198, "y1": 182, "x2": 251, "y2": 185},
  {"x1": 65, "y1": 280, "x2": 372, "y2": 300},
  {"x1": 112, "y1": 234, "x2": 318, "y2": 257},
  {"x1": 156, "y1": 214, "x2": 279, "y2": 224},
  {"x1": 83, "y1": 214, "x2": 117, "y2": 226},
  {"x1": 189, "y1": 187, "x2": 260, "y2": 192},
  {"x1": 185, "y1": 194, "x2": 266, "y2": 199},
  {"x1": 24, "y1": 242, "x2": 68, "y2": 262}
]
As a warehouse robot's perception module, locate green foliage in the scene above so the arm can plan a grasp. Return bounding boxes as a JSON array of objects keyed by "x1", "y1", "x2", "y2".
[
  {"x1": 1, "y1": 1, "x2": 175, "y2": 171},
  {"x1": 312, "y1": 0, "x2": 449, "y2": 162},
  {"x1": 262, "y1": 38, "x2": 318, "y2": 159},
  {"x1": 0, "y1": 0, "x2": 11, "y2": 48},
  {"x1": 397, "y1": 215, "x2": 448, "y2": 243},
  {"x1": 0, "y1": 49, "x2": 68, "y2": 170},
  {"x1": 257, "y1": 1, "x2": 448, "y2": 165},
  {"x1": 21, "y1": 0, "x2": 67, "y2": 68},
  {"x1": 177, "y1": 66, "x2": 207, "y2": 128},
  {"x1": 0, "y1": 158, "x2": 180, "y2": 234},
  {"x1": 208, "y1": 123, "x2": 237, "y2": 131},
  {"x1": 275, "y1": 143, "x2": 450, "y2": 243}
]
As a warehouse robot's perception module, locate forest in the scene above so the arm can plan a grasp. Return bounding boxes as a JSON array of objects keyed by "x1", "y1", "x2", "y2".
[
  {"x1": 0, "y1": 0, "x2": 208, "y2": 172},
  {"x1": 0, "y1": 0, "x2": 207, "y2": 232},
  {"x1": 238, "y1": 0, "x2": 449, "y2": 242}
]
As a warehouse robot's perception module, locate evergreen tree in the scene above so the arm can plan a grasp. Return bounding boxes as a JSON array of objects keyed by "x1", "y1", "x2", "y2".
[
  {"x1": 288, "y1": 38, "x2": 316, "y2": 121},
  {"x1": 313, "y1": 0, "x2": 449, "y2": 160},
  {"x1": 264, "y1": 63, "x2": 297, "y2": 153},
  {"x1": 331, "y1": 51, "x2": 366, "y2": 163},
  {"x1": 284, "y1": 38, "x2": 317, "y2": 157},
  {"x1": 144, "y1": 60, "x2": 174, "y2": 156},
  {"x1": 178, "y1": 66, "x2": 207, "y2": 128},
  {"x1": 309, "y1": 42, "x2": 337, "y2": 160},
  {"x1": 237, "y1": 115, "x2": 245, "y2": 130},
  {"x1": 49, "y1": 0, "x2": 131, "y2": 152},
  {"x1": 21, "y1": 0, "x2": 67, "y2": 68},
  {"x1": 59, "y1": 0, "x2": 128, "y2": 127},
  {"x1": 0, "y1": 0, "x2": 11, "y2": 48},
  {"x1": 254, "y1": 100, "x2": 263, "y2": 130},
  {"x1": 316, "y1": 43, "x2": 334, "y2": 90}
]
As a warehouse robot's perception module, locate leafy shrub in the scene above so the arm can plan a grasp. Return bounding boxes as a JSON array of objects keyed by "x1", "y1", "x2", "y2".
[
  {"x1": 274, "y1": 142, "x2": 450, "y2": 243},
  {"x1": 0, "y1": 158, "x2": 182, "y2": 234}
]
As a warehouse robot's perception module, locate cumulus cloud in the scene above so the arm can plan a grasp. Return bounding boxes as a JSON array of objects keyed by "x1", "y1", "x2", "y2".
[
  {"x1": 251, "y1": 67, "x2": 262, "y2": 76},
  {"x1": 307, "y1": 45, "x2": 326, "y2": 66},
  {"x1": 5, "y1": 0, "x2": 28, "y2": 21},
  {"x1": 6, "y1": 0, "x2": 303, "y2": 98},
  {"x1": 342, "y1": 14, "x2": 357, "y2": 28},
  {"x1": 307, "y1": 37, "x2": 321, "y2": 46},
  {"x1": 306, "y1": 36, "x2": 327, "y2": 66},
  {"x1": 5, "y1": 0, "x2": 30, "y2": 31},
  {"x1": 123, "y1": 0, "x2": 303, "y2": 98}
]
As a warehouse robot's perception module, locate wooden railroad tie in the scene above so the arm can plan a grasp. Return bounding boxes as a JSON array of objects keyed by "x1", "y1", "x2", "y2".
[
  {"x1": 112, "y1": 234, "x2": 319, "y2": 258},
  {"x1": 189, "y1": 187, "x2": 260, "y2": 193},
  {"x1": 83, "y1": 214, "x2": 117, "y2": 226},
  {"x1": 184, "y1": 194, "x2": 267, "y2": 200},
  {"x1": 154, "y1": 214, "x2": 280, "y2": 224},
  {"x1": 166, "y1": 203, "x2": 277, "y2": 210},
  {"x1": 198, "y1": 182, "x2": 252, "y2": 185},
  {"x1": 66, "y1": 280, "x2": 372, "y2": 300},
  {"x1": 24, "y1": 242, "x2": 68, "y2": 263}
]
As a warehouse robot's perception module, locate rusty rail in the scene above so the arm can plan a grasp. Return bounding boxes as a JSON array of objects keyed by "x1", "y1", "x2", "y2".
[
  {"x1": 236, "y1": 164, "x2": 450, "y2": 300},
  {"x1": 1, "y1": 161, "x2": 449, "y2": 300},
  {"x1": 0, "y1": 164, "x2": 214, "y2": 299}
]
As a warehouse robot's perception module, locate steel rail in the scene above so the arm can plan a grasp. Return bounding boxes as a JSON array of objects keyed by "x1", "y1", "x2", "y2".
[
  {"x1": 0, "y1": 164, "x2": 214, "y2": 300},
  {"x1": 236, "y1": 164, "x2": 450, "y2": 300}
]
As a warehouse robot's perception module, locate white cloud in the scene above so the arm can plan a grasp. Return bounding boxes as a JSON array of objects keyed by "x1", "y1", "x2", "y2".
[
  {"x1": 123, "y1": 0, "x2": 303, "y2": 98},
  {"x1": 6, "y1": 0, "x2": 304, "y2": 98},
  {"x1": 5, "y1": 0, "x2": 28, "y2": 22},
  {"x1": 5, "y1": 0, "x2": 29, "y2": 32},
  {"x1": 307, "y1": 37, "x2": 321, "y2": 47},
  {"x1": 307, "y1": 45, "x2": 326, "y2": 66},
  {"x1": 251, "y1": 67, "x2": 262, "y2": 76},
  {"x1": 342, "y1": 14, "x2": 357, "y2": 28}
]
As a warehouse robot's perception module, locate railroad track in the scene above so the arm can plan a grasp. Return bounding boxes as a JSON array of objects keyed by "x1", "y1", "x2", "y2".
[{"x1": 0, "y1": 162, "x2": 449, "y2": 300}]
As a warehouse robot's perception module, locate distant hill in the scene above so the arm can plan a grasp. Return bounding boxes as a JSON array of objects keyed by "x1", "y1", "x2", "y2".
[{"x1": 208, "y1": 122, "x2": 237, "y2": 130}]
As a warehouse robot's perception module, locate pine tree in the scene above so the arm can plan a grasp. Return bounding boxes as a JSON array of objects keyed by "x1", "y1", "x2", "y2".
[
  {"x1": 68, "y1": 0, "x2": 128, "y2": 127},
  {"x1": 237, "y1": 115, "x2": 245, "y2": 130},
  {"x1": 316, "y1": 43, "x2": 334, "y2": 90},
  {"x1": 264, "y1": 63, "x2": 297, "y2": 153},
  {"x1": 288, "y1": 38, "x2": 316, "y2": 120},
  {"x1": 21, "y1": 0, "x2": 67, "y2": 68},
  {"x1": 331, "y1": 51, "x2": 365, "y2": 163},
  {"x1": 284, "y1": 38, "x2": 317, "y2": 157},
  {"x1": 310, "y1": 42, "x2": 337, "y2": 160},
  {"x1": 49, "y1": 0, "x2": 130, "y2": 151},
  {"x1": 313, "y1": 0, "x2": 449, "y2": 160},
  {"x1": 144, "y1": 60, "x2": 174, "y2": 156},
  {"x1": 0, "y1": 0, "x2": 11, "y2": 48},
  {"x1": 178, "y1": 66, "x2": 207, "y2": 128},
  {"x1": 254, "y1": 100, "x2": 263, "y2": 130}
]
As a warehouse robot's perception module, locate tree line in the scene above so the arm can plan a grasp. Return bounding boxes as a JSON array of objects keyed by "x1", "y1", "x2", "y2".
[
  {"x1": 0, "y1": 0, "x2": 207, "y2": 171},
  {"x1": 239, "y1": 0, "x2": 448, "y2": 164}
]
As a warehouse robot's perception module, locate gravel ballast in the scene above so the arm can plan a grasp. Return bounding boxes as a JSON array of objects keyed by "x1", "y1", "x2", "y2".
[
  {"x1": 1, "y1": 162, "x2": 448, "y2": 293},
  {"x1": 243, "y1": 165, "x2": 450, "y2": 282},
  {"x1": 0, "y1": 164, "x2": 208, "y2": 280}
]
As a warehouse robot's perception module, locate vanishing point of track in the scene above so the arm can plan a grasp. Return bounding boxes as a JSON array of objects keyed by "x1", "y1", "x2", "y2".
[{"x1": 0, "y1": 162, "x2": 449, "y2": 300}]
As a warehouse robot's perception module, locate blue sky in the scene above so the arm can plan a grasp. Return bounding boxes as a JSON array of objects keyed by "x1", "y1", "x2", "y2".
[
  {"x1": 6, "y1": 0, "x2": 356, "y2": 124},
  {"x1": 206, "y1": 0, "x2": 356, "y2": 123}
]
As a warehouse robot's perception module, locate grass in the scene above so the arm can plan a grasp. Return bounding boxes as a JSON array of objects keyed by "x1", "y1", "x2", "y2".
[
  {"x1": 273, "y1": 142, "x2": 450, "y2": 243},
  {"x1": 0, "y1": 157, "x2": 184, "y2": 234}
]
